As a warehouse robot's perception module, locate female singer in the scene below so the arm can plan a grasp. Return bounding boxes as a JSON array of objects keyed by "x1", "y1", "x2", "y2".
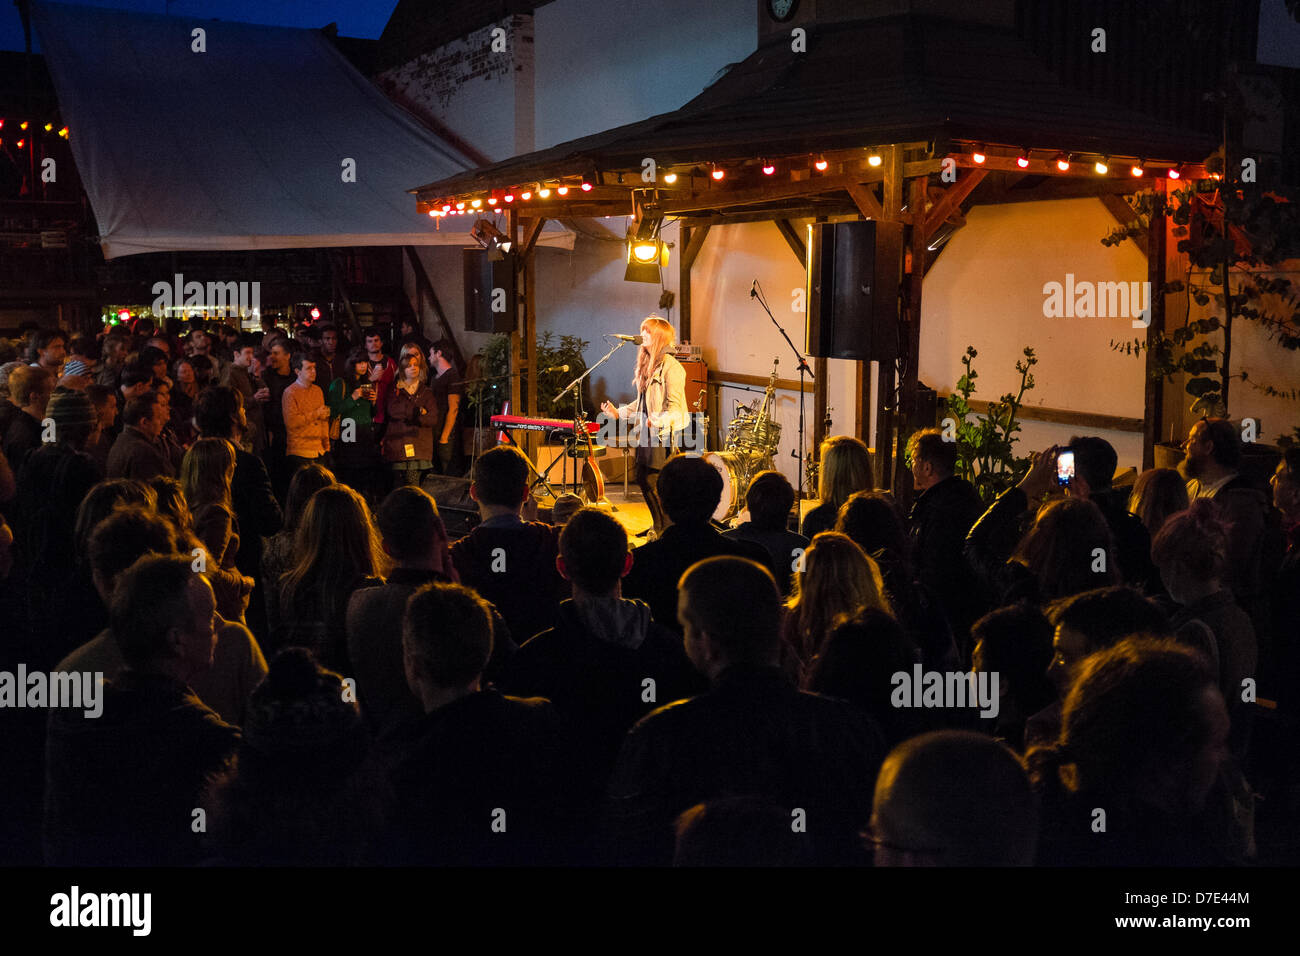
[{"x1": 601, "y1": 315, "x2": 688, "y2": 536}]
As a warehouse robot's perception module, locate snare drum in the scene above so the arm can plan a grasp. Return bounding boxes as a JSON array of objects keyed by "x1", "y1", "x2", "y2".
[{"x1": 704, "y1": 451, "x2": 748, "y2": 522}]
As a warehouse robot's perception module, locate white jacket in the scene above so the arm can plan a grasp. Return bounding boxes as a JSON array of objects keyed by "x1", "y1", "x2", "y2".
[{"x1": 616, "y1": 354, "x2": 689, "y2": 440}]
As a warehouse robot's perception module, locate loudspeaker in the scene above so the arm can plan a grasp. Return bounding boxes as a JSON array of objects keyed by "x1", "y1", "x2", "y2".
[
  {"x1": 463, "y1": 248, "x2": 517, "y2": 333},
  {"x1": 805, "y1": 220, "x2": 904, "y2": 361}
]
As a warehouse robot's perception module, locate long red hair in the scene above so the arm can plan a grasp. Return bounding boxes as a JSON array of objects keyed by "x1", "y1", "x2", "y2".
[{"x1": 633, "y1": 316, "x2": 675, "y2": 394}]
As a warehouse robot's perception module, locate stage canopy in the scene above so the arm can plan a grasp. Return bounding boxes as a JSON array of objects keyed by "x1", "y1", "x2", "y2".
[{"x1": 31, "y1": 1, "x2": 572, "y2": 259}]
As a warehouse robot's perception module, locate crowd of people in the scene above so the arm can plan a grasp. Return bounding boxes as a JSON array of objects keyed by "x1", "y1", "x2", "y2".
[{"x1": 0, "y1": 318, "x2": 1297, "y2": 866}]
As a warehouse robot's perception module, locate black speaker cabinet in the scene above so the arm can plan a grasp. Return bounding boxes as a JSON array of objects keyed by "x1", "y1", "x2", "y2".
[
  {"x1": 463, "y1": 248, "x2": 517, "y2": 333},
  {"x1": 805, "y1": 220, "x2": 904, "y2": 361}
]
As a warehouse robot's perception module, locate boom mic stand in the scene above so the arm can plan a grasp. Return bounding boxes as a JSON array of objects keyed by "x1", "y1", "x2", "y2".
[{"x1": 750, "y1": 280, "x2": 814, "y2": 500}]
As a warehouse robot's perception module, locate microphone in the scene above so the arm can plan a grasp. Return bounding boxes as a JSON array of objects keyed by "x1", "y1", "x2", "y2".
[
  {"x1": 750, "y1": 279, "x2": 758, "y2": 298},
  {"x1": 611, "y1": 334, "x2": 643, "y2": 344},
  {"x1": 543, "y1": 364, "x2": 570, "y2": 373}
]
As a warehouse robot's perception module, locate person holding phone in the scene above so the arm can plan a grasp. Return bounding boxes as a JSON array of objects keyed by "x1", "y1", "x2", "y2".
[{"x1": 966, "y1": 438, "x2": 1154, "y2": 595}]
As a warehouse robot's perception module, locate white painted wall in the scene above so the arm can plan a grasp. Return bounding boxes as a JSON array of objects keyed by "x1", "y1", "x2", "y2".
[{"x1": 533, "y1": 0, "x2": 755, "y2": 148}]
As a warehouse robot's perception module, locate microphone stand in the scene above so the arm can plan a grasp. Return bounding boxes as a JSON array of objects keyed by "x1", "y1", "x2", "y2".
[
  {"x1": 751, "y1": 280, "x2": 814, "y2": 501},
  {"x1": 553, "y1": 338, "x2": 632, "y2": 504}
]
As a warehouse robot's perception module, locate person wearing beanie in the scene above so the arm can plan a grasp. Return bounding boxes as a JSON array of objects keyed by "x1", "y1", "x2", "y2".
[{"x1": 201, "y1": 648, "x2": 377, "y2": 865}]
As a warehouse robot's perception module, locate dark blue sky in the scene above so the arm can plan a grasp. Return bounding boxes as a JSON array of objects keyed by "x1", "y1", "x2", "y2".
[{"x1": 2, "y1": 0, "x2": 400, "y2": 51}]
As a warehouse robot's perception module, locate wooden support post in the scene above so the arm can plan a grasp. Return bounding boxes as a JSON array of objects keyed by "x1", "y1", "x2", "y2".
[
  {"x1": 1142, "y1": 180, "x2": 1168, "y2": 470},
  {"x1": 680, "y1": 224, "x2": 692, "y2": 342},
  {"x1": 873, "y1": 145, "x2": 907, "y2": 489},
  {"x1": 894, "y1": 175, "x2": 930, "y2": 503}
]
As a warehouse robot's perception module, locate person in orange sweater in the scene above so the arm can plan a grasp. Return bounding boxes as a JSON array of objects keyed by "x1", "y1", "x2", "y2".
[{"x1": 282, "y1": 352, "x2": 331, "y2": 479}]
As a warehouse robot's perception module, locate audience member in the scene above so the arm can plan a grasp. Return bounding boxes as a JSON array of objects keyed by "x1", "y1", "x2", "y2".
[
  {"x1": 202, "y1": 648, "x2": 374, "y2": 865},
  {"x1": 382, "y1": 350, "x2": 437, "y2": 487},
  {"x1": 969, "y1": 604, "x2": 1056, "y2": 751},
  {"x1": 2, "y1": 365, "x2": 54, "y2": 471},
  {"x1": 375, "y1": 581, "x2": 568, "y2": 865},
  {"x1": 1128, "y1": 466, "x2": 1189, "y2": 540},
  {"x1": 326, "y1": 346, "x2": 382, "y2": 499},
  {"x1": 1180, "y1": 418, "x2": 1283, "y2": 657},
  {"x1": 503, "y1": 508, "x2": 704, "y2": 851},
  {"x1": 836, "y1": 491, "x2": 958, "y2": 672},
  {"x1": 261, "y1": 463, "x2": 335, "y2": 595},
  {"x1": 605, "y1": 556, "x2": 885, "y2": 866},
  {"x1": 428, "y1": 339, "x2": 465, "y2": 476},
  {"x1": 270, "y1": 485, "x2": 386, "y2": 670},
  {"x1": 905, "y1": 427, "x2": 985, "y2": 656},
  {"x1": 870, "y1": 731, "x2": 1038, "y2": 866},
  {"x1": 347, "y1": 487, "x2": 515, "y2": 737},
  {"x1": 54, "y1": 505, "x2": 267, "y2": 726},
  {"x1": 450, "y1": 445, "x2": 567, "y2": 642},
  {"x1": 673, "y1": 796, "x2": 815, "y2": 866},
  {"x1": 621, "y1": 453, "x2": 774, "y2": 633},
  {"x1": 801, "y1": 435, "x2": 872, "y2": 538},
  {"x1": 106, "y1": 390, "x2": 175, "y2": 480},
  {"x1": 1024, "y1": 586, "x2": 1173, "y2": 751},
  {"x1": 282, "y1": 351, "x2": 331, "y2": 476},
  {"x1": 44, "y1": 554, "x2": 240, "y2": 866},
  {"x1": 1026, "y1": 639, "x2": 1234, "y2": 866},
  {"x1": 1152, "y1": 501, "x2": 1258, "y2": 758},
  {"x1": 722, "y1": 470, "x2": 808, "y2": 594}
]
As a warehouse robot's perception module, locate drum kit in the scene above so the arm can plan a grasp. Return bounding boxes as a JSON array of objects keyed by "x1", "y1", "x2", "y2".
[{"x1": 704, "y1": 357, "x2": 782, "y2": 522}]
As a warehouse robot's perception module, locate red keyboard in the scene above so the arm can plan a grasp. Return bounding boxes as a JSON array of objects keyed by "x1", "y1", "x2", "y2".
[{"x1": 490, "y1": 414, "x2": 600, "y2": 434}]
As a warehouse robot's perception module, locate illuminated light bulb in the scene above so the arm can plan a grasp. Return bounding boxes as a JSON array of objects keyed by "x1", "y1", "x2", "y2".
[
  {"x1": 428, "y1": 210, "x2": 437, "y2": 217},
  {"x1": 761, "y1": 162, "x2": 775, "y2": 175},
  {"x1": 581, "y1": 182, "x2": 593, "y2": 191},
  {"x1": 971, "y1": 151, "x2": 986, "y2": 164},
  {"x1": 814, "y1": 157, "x2": 828, "y2": 171},
  {"x1": 58, "y1": 126, "x2": 69, "y2": 138},
  {"x1": 44, "y1": 122, "x2": 53, "y2": 132},
  {"x1": 538, "y1": 188, "x2": 551, "y2": 198},
  {"x1": 631, "y1": 240, "x2": 659, "y2": 263},
  {"x1": 1016, "y1": 153, "x2": 1030, "y2": 168},
  {"x1": 1095, "y1": 159, "x2": 1109, "y2": 174},
  {"x1": 1056, "y1": 153, "x2": 1070, "y2": 171},
  {"x1": 442, "y1": 204, "x2": 451, "y2": 212},
  {"x1": 1131, "y1": 164, "x2": 1144, "y2": 177},
  {"x1": 471, "y1": 198, "x2": 482, "y2": 208},
  {"x1": 15, "y1": 139, "x2": 24, "y2": 149},
  {"x1": 456, "y1": 202, "x2": 465, "y2": 210},
  {"x1": 521, "y1": 191, "x2": 532, "y2": 200},
  {"x1": 711, "y1": 167, "x2": 724, "y2": 180},
  {"x1": 557, "y1": 186, "x2": 569, "y2": 195},
  {"x1": 867, "y1": 153, "x2": 882, "y2": 167},
  {"x1": 487, "y1": 197, "x2": 497, "y2": 205},
  {"x1": 1167, "y1": 167, "x2": 1181, "y2": 180},
  {"x1": 19, "y1": 121, "x2": 28, "y2": 130},
  {"x1": 663, "y1": 172, "x2": 678, "y2": 184},
  {"x1": 504, "y1": 194, "x2": 514, "y2": 202}
]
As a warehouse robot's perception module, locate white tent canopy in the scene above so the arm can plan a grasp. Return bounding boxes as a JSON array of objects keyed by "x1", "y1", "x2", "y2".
[{"x1": 31, "y1": 1, "x2": 572, "y2": 259}]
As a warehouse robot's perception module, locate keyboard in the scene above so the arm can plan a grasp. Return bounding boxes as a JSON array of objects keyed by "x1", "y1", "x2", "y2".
[{"x1": 490, "y1": 414, "x2": 600, "y2": 434}]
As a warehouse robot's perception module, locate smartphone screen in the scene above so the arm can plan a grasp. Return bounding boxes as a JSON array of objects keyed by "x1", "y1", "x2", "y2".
[{"x1": 1056, "y1": 450, "x2": 1076, "y2": 486}]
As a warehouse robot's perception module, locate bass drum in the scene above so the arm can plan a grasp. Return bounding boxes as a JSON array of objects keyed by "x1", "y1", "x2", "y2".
[{"x1": 704, "y1": 451, "x2": 747, "y2": 522}]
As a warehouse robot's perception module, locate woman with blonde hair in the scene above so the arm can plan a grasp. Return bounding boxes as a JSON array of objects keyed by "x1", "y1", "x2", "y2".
[
  {"x1": 782, "y1": 530, "x2": 893, "y2": 675},
  {"x1": 601, "y1": 315, "x2": 687, "y2": 535},
  {"x1": 269, "y1": 484, "x2": 387, "y2": 670},
  {"x1": 149, "y1": 475, "x2": 254, "y2": 623},
  {"x1": 181, "y1": 436, "x2": 237, "y2": 512},
  {"x1": 801, "y1": 435, "x2": 873, "y2": 538}
]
